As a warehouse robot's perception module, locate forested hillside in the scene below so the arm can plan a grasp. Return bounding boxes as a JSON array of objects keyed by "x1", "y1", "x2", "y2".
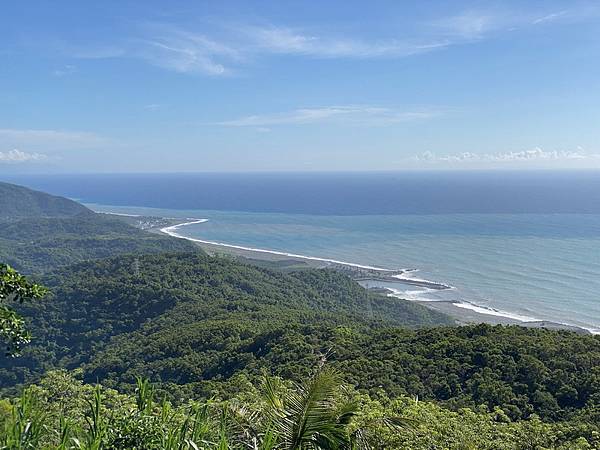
[
  {"x1": 1, "y1": 183, "x2": 600, "y2": 448},
  {"x1": 2, "y1": 369, "x2": 599, "y2": 449},
  {"x1": 0, "y1": 253, "x2": 450, "y2": 391},
  {"x1": 0, "y1": 181, "x2": 197, "y2": 273},
  {"x1": 0, "y1": 181, "x2": 91, "y2": 219},
  {"x1": 1, "y1": 253, "x2": 598, "y2": 425}
]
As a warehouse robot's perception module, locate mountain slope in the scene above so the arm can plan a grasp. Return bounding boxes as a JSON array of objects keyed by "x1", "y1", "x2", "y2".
[
  {"x1": 0, "y1": 181, "x2": 198, "y2": 273},
  {"x1": 3, "y1": 253, "x2": 597, "y2": 422},
  {"x1": 0, "y1": 181, "x2": 91, "y2": 219},
  {"x1": 0, "y1": 252, "x2": 452, "y2": 391}
]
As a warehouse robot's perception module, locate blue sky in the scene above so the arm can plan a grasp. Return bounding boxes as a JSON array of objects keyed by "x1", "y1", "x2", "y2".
[{"x1": 1, "y1": 0, "x2": 600, "y2": 172}]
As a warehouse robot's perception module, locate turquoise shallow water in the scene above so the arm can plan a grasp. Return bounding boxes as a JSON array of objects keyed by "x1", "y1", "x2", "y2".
[
  {"x1": 7, "y1": 172, "x2": 600, "y2": 331},
  {"x1": 88, "y1": 204, "x2": 600, "y2": 333}
]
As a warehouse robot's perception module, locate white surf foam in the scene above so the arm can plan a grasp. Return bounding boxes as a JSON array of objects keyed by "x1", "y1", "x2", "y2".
[
  {"x1": 160, "y1": 219, "x2": 395, "y2": 272},
  {"x1": 160, "y1": 218, "x2": 600, "y2": 335},
  {"x1": 452, "y1": 302, "x2": 600, "y2": 334},
  {"x1": 452, "y1": 301, "x2": 538, "y2": 322},
  {"x1": 392, "y1": 272, "x2": 454, "y2": 289},
  {"x1": 386, "y1": 287, "x2": 440, "y2": 302}
]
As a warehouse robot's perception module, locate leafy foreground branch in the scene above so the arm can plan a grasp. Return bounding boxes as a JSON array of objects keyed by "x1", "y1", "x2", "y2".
[
  {"x1": 0, "y1": 264, "x2": 46, "y2": 357},
  {"x1": 1, "y1": 370, "x2": 599, "y2": 449}
]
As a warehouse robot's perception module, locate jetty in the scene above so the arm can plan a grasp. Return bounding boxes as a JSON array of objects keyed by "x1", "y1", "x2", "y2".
[{"x1": 327, "y1": 263, "x2": 451, "y2": 290}]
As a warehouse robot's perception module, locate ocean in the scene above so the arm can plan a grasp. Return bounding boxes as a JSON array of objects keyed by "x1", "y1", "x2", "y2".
[{"x1": 4, "y1": 171, "x2": 600, "y2": 333}]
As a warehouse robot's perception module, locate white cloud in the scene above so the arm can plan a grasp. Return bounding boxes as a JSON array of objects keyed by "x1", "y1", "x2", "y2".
[
  {"x1": 532, "y1": 11, "x2": 568, "y2": 25},
  {"x1": 129, "y1": 7, "x2": 584, "y2": 73},
  {"x1": 431, "y1": 11, "x2": 499, "y2": 40},
  {"x1": 52, "y1": 64, "x2": 76, "y2": 77},
  {"x1": 430, "y1": 7, "x2": 584, "y2": 42},
  {"x1": 138, "y1": 38, "x2": 229, "y2": 75},
  {"x1": 53, "y1": 30, "x2": 235, "y2": 76},
  {"x1": 217, "y1": 106, "x2": 440, "y2": 127},
  {"x1": 0, "y1": 128, "x2": 105, "y2": 150},
  {"x1": 129, "y1": 25, "x2": 449, "y2": 74},
  {"x1": 51, "y1": 6, "x2": 593, "y2": 76},
  {"x1": 124, "y1": 24, "x2": 245, "y2": 75},
  {"x1": 0, "y1": 149, "x2": 47, "y2": 163},
  {"x1": 415, "y1": 147, "x2": 598, "y2": 164},
  {"x1": 244, "y1": 26, "x2": 450, "y2": 58}
]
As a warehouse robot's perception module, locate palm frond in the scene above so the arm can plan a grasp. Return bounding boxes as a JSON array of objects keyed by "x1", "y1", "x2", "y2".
[{"x1": 261, "y1": 367, "x2": 358, "y2": 450}]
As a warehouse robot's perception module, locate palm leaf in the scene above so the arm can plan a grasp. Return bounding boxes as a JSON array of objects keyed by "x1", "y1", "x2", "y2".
[{"x1": 261, "y1": 367, "x2": 358, "y2": 450}]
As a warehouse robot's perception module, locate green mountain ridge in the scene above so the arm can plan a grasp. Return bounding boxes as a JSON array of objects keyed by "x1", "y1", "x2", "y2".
[
  {"x1": 2, "y1": 252, "x2": 598, "y2": 424},
  {"x1": 2, "y1": 252, "x2": 451, "y2": 392},
  {"x1": 0, "y1": 181, "x2": 92, "y2": 219},
  {"x1": 1, "y1": 182, "x2": 600, "y2": 448},
  {"x1": 0, "y1": 181, "x2": 198, "y2": 274}
]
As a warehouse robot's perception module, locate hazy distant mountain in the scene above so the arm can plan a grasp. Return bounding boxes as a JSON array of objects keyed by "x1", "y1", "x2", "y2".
[
  {"x1": 0, "y1": 181, "x2": 198, "y2": 273},
  {"x1": 0, "y1": 181, "x2": 92, "y2": 219}
]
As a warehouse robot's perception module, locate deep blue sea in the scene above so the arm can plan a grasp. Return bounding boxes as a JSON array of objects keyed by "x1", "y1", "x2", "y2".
[{"x1": 4, "y1": 171, "x2": 600, "y2": 332}]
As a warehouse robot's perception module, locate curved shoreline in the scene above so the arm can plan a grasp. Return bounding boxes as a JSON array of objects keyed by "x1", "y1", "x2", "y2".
[
  {"x1": 161, "y1": 219, "x2": 397, "y2": 272},
  {"x1": 161, "y1": 219, "x2": 454, "y2": 290},
  {"x1": 158, "y1": 217, "x2": 597, "y2": 335}
]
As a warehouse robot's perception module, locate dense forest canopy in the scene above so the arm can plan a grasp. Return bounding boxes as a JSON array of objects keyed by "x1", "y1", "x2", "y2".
[
  {"x1": 0, "y1": 182, "x2": 197, "y2": 274},
  {"x1": 3, "y1": 369, "x2": 599, "y2": 449},
  {"x1": 1, "y1": 253, "x2": 449, "y2": 391},
  {"x1": 1, "y1": 252, "x2": 598, "y2": 425},
  {"x1": 1, "y1": 182, "x2": 599, "y2": 448}
]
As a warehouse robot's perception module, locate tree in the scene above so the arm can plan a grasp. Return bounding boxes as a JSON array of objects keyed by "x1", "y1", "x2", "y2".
[
  {"x1": 262, "y1": 367, "x2": 359, "y2": 449},
  {"x1": 0, "y1": 263, "x2": 47, "y2": 356}
]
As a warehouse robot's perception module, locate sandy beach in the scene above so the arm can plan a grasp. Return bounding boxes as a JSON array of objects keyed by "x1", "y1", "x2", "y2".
[
  {"x1": 413, "y1": 299, "x2": 590, "y2": 333},
  {"x1": 152, "y1": 216, "x2": 593, "y2": 334}
]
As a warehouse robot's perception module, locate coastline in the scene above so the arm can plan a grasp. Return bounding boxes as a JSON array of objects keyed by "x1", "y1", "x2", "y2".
[
  {"x1": 160, "y1": 219, "x2": 397, "y2": 271},
  {"x1": 111, "y1": 213, "x2": 596, "y2": 335},
  {"x1": 416, "y1": 300, "x2": 591, "y2": 334},
  {"x1": 160, "y1": 220, "x2": 453, "y2": 288}
]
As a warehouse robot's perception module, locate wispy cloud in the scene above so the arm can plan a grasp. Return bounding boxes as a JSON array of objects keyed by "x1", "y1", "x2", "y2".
[
  {"x1": 50, "y1": 6, "x2": 591, "y2": 76},
  {"x1": 126, "y1": 7, "x2": 582, "y2": 73},
  {"x1": 216, "y1": 106, "x2": 441, "y2": 127},
  {"x1": 414, "y1": 147, "x2": 598, "y2": 164},
  {"x1": 532, "y1": 10, "x2": 568, "y2": 25},
  {"x1": 127, "y1": 25, "x2": 448, "y2": 74},
  {"x1": 134, "y1": 26, "x2": 243, "y2": 76},
  {"x1": 243, "y1": 26, "x2": 450, "y2": 58},
  {"x1": 429, "y1": 7, "x2": 590, "y2": 42},
  {"x1": 55, "y1": 36, "x2": 232, "y2": 76},
  {"x1": 0, "y1": 149, "x2": 47, "y2": 163},
  {"x1": 0, "y1": 129, "x2": 106, "y2": 150},
  {"x1": 52, "y1": 64, "x2": 77, "y2": 77},
  {"x1": 430, "y1": 11, "x2": 499, "y2": 40}
]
